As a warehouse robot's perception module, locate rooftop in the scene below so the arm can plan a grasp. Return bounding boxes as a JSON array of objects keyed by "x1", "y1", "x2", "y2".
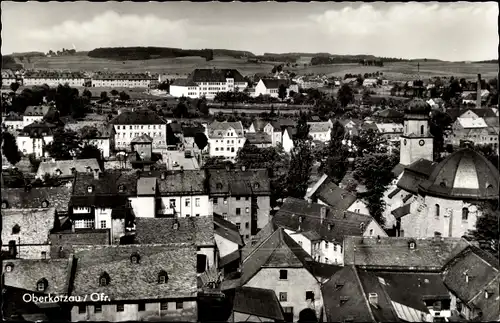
[
  {"x1": 2, "y1": 208, "x2": 56, "y2": 245},
  {"x1": 244, "y1": 132, "x2": 272, "y2": 145},
  {"x1": 2, "y1": 186, "x2": 72, "y2": 213},
  {"x1": 214, "y1": 214, "x2": 244, "y2": 246},
  {"x1": 207, "y1": 168, "x2": 270, "y2": 196},
  {"x1": 260, "y1": 78, "x2": 290, "y2": 89},
  {"x1": 37, "y1": 158, "x2": 101, "y2": 179},
  {"x1": 307, "y1": 121, "x2": 331, "y2": 133},
  {"x1": 189, "y1": 69, "x2": 245, "y2": 83},
  {"x1": 207, "y1": 121, "x2": 244, "y2": 138},
  {"x1": 109, "y1": 110, "x2": 166, "y2": 125},
  {"x1": 156, "y1": 170, "x2": 207, "y2": 196},
  {"x1": 72, "y1": 244, "x2": 198, "y2": 301},
  {"x1": 233, "y1": 287, "x2": 284, "y2": 321},
  {"x1": 306, "y1": 174, "x2": 357, "y2": 210}
]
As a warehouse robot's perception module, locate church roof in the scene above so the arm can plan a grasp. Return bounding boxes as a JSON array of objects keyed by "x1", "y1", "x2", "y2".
[
  {"x1": 419, "y1": 148, "x2": 499, "y2": 200},
  {"x1": 404, "y1": 99, "x2": 431, "y2": 115}
]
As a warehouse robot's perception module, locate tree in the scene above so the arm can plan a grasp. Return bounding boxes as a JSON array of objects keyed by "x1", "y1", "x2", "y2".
[
  {"x1": 362, "y1": 88, "x2": 372, "y2": 103},
  {"x1": 119, "y1": 91, "x2": 130, "y2": 101},
  {"x1": 173, "y1": 101, "x2": 188, "y2": 118},
  {"x1": 319, "y1": 121, "x2": 349, "y2": 184},
  {"x1": 469, "y1": 201, "x2": 499, "y2": 255},
  {"x1": 1, "y1": 132, "x2": 21, "y2": 165},
  {"x1": 278, "y1": 84, "x2": 287, "y2": 101},
  {"x1": 78, "y1": 144, "x2": 102, "y2": 161},
  {"x1": 110, "y1": 89, "x2": 119, "y2": 97},
  {"x1": 45, "y1": 129, "x2": 82, "y2": 160},
  {"x1": 337, "y1": 84, "x2": 354, "y2": 107},
  {"x1": 197, "y1": 97, "x2": 209, "y2": 115},
  {"x1": 205, "y1": 49, "x2": 214, "y2": 62},
  {"x1": 10, "y1": 82, "x2": 20, "y2": 94},
  {"x1": 285, "y1": 115, "x2": 313, "y2": 198},
  {"x1": 202, "y1": 156, "x2": 229, "y2": 168},
  {"x1": 351, "y1": 128, "x2": 388, "y2": 157},
  {"x1": 100, "y1": 91, "x2": 108, "y2": 101},
  {"x1": 194, "y1": 132, "x2": 208, "y2": 150},
  {"x1": 353, "y1": 153, "x2": 399, "y2": 225},
  {"x1": 82, "y1": 89, "x2": 92, "y2": 100},
  {"x1": 429, "y1": 110, "x2": 453, "y2": 160}
]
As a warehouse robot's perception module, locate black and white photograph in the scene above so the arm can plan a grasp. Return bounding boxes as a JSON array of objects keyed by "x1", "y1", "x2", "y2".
[{"x1": 1, "y1": 1, "x2": 499, "y2": 322}]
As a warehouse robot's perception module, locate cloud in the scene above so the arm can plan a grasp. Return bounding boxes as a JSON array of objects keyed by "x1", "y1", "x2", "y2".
[
  {"x1": 310, "y1": 3, "x2": 498, "y2": 60},
  {"x1": 25, "y1": 11, "x2": 190, "y2": 50}
]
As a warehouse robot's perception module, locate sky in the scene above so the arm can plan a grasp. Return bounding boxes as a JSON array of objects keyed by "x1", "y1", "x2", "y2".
[{"x1": 1, "y1": 2, "x2": 498, "y2": 61}]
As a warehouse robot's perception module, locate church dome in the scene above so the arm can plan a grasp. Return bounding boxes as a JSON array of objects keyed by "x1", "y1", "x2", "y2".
[
  {"x1": 419, "y1": 148, "x2": 499, "y2": 200},
  {"x1": 404, "y1": 98, "x2": 431, "y2": 115}
]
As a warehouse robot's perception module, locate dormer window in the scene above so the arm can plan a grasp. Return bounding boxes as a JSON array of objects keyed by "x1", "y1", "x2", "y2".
[
  {"x1": 37, "y1": 278, "x2": 48, "y2": 292},
  {"x1": 216, "y1": 183, "x2": 223, "y2": 189},
  {"x1": 408, "y1": 240, "x2": 416, "y2": 250},
  {"x1": 87, "y1": 185, "x2": 94, "y2": 193},
  {"x1": 86, "y1": 166, "x2": 92, "y2": 173},
  {"x1": 12, "y1": 224, "x2": 20, "y2": 234},
  {"x1": 5, "y1": 263, "x2": 14, "y2": 272},
  {"x1": 99, "y1": 272, "x2": 110, "y2": 286},
  {"x1": 55, "y1": 169, "x2": 62, "y2": 176},
  {"x1": 440, "y1": 181, "x2": 447, "y2": 188},
  {"x1": 254, "y1": 183, "x2": 260, "y2": 189},
  {"x1": 299, "y1": 216, "x2": 304, "y2": 223},
  {"x1": 41, "y1": 200, "x2": 49, "y2": 208},
  {"x1": 1, "y1": 201, "x2": 8, "y2": 209},
  {"x1": 158, "y1": 270, "x2": 168, "y2": 284},
  {"x1": 118, "y1": 184, "x2": 125, "y2": 193},
  {"x1": 130, "y1": 252, "x2": 141, "y2": 264}
]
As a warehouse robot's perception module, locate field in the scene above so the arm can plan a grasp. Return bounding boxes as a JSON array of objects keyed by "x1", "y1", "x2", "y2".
[{"x1": 16, "y1": 54, "x2": 499, "y2": 81}]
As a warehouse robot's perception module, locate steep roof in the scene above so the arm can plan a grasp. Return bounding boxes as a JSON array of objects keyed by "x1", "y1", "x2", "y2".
[
  {"x1": 23, "y1": 105, "x2": 52, "y2": 117},
  {"x1": 241, "y1": 228, "x2": 314, "y2": 285},
  {"x1": 157, "y1": 170, "x2": 207, "y2": 196},
  {"x1": 457, "y1": 117, "x2": 488, "y2": 129},
  {"x1": 244, "y1": 132, "x2": 272, "y2": 145},
  {"x1": 2, "y1": 208, "x2": 56, "y2": 245},
  {"x1": 190, "y1": 69, "x2": 245, "y2": 83},
  {"x1": 241, "y1": 221, "x2": 278, "y2": 261},
  {"x1": 36, "y1": 158, "x2": 101, "y2": 178},
  {"x1": 109, "y1": 110, "x2": 166, "y2": 125},
  {"x1": 307, "y1": 121, "x2": 331, "y2": 133},
  {"x1": 214, "y1": 214, "x2": 244, "y2": 246},
  {"x1": 233, "y1": 287, "x2": 285, "y2": 321},
  {"x1": 2, "y1": 258, "x2": 73, "y2": 294},
  {"x1": 170, "y1": 78, "x2": 198, "y2": 87},
  {"x1": 207, "y1": 168, "x2": 270, "y2": 196},
  {"x1": 2, "y1": 186, "x2": 72, "y2": 213},
  {"x1": 49, "y1": 229, "x2": 111, "y2": 259},
  {"x1": 397, "y1": 159, "x2": 438, "y2": 194},
  {"x1": 131, "y1": 134, "x2": 153, "y2": 144},
  {"x1": 344, "y1": 236, "x2": 471, "y2": 271},
  {"x1": 419, "y1": 148, "x2": 500, "y2": 200},
  {"x1": 135, "y1": 216, "x2": 215, "y2": 246},
  {"x1": 274, "y1": 197, "x2": 375, "y2": 243},
  {"x1": 207, "y1": 121, "x2": 244, "y2": 138},
  {"x1": 260, "y1": 78, "x2": 289, "y2": 89},
  {"x1": 71, "y1": 244, "x2": 198, "y2": 301},
  {"x1": 307, "y1": 175, "x2": 357, "y2": 209}
]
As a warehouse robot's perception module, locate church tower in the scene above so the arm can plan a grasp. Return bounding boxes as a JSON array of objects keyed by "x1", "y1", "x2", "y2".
[{"x1": 400, "y1": 99, "x2": 433, "y2": 166}]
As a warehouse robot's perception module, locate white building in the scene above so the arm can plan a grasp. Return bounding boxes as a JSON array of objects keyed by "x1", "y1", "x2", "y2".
[
  {"x1": 282, "y1": 127, "x2": 296, "y2": 153},
  {"x1": 169, "y1": 79, "x2": 200, "y2": 98},
  {"x1": 273, "y1": 197, "x2": 387, "y2": 266},
  {"x1": 23, "y1": 105, "x2": 54, "y2": 128},
  {"x1": 2, "y1": 113, "x2": 24, "y2": 133},
  {"x1": 189, "y1": 69, "x2": 247, "y2": 99},
  {"x1": 307, "y1": 122, "x2": 331, "y2": 142},
  {"x1": 400, "y1": 100, "x2": 434, "y2": 166},
  {"x1": 16, "y1": 122, "x2": 55, "y2": 158},
  {"x1": 110, "y1": 110, "x2": 167, "y2": 151},
  {"x1": 23, "y1": 71, "x2": 85, "y2": 87},
  {"x1": 91, "y1": 73, "x2": 156, "y2": 88},
  {"x1": 207, "y1": 121, "x2": 246, "y2": 160},
  {"x1": 253, "y1": 79, "x2": 298, "y2": 98},
  {"x1": 2, "y1": 69, "x2": 20, "y2": 87},
  {"x1": 363, "y1": 79, "x2": 378, "y2": 87}
]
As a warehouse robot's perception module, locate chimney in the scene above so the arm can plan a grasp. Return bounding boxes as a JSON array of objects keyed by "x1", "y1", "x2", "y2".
[
  {"x1": 180, "y1": 166, "x2": 184, "y2": 173},
  {"x1": 160, "y1": 172, "x2": 166, "y2": 180},
  {"x1": 476, "y1": 74, "x2": 482, "y2": 109},
  {"x1": 368, "y1": 293, "x2": 378, "y2": 307},
  {"x1": 93, "y1": 169, "x2": 100, "y2": 179},
  {"x1": 320, "y1": 207, "x2": 326, "y2": 224},
  {"x1": 434, "y1": 231, "x2": 442, "y2": 242},
  {"x1": 465, "y1": 273, "x2": 469, "y2": 283}
]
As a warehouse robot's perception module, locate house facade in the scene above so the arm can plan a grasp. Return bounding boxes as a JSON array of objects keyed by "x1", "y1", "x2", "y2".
[
  {"x1": 169, "y1": 79, "x2": 200, "y2": 98},
  {"x1": 16, "y1": 122, "x2": 55, "y2": 158},
  {"x1": 207, "y1": 121, "x2": 246, "y2": 160},
  {"x1": 253, "y1": 79, "x2": 296, "y2": 98},
  {"x1": 23, "y1": 71, "x2": 85, "y2": 87},
  {"x1": 189, "y1": 69, "x2": 247, "y2": 99},
  {"x1": 91, "y1": 73, "x2": 156, "y2": 88}
]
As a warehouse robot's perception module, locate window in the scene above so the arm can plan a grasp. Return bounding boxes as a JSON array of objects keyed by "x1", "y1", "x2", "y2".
[
  {"x1": 279, "y1": 270, "x2": 288, "y2": 280},
  {"x1": 298, "y1": 241, "x2": 303, "y2": 246},
  {"x1": 223, "y1": 197, "x2": 228, "y2": 204},
  {"x1": 245, "y1": 234, "x2": 249, "y2": 239},
  {"x1": 78, "y1": 305, "x2": 86, "y2": 314},
  {"x1": 283, "y1": 307, "x2": 294, "y2": 322},
  {"x1": 245, "y1": 197, "x2": 249, "y2": 201},
  {"x1": 185, "y1": 199, "x2": 191, "y2": 207},
  {"x1": 196, "y1": 214, "x2": 200, "y2": 217},
  {"x1": 37, "y1": 281, "x2": 46, "y2": 291},
  {"x1": 462, "y1": 208, "x2": 469, "y2": 221},
  {"x1": 334, "y1": 245, "x2": 337, "y2": 252},
  {"x1": 117, "y1": 304, "x2": 124, "y2": 312},
  {"x1": 12, "y1": 224, "x2": 20, "y2": 234},
  {"x1": 186, "y1": 214, "x2": 190, "y2": 217},
  {"x1": 236, "y1": 197, "x2": 240, "y2": 201},
  {"x1": 325, "y1": 241, "x2": 329, "y2": 249},
  {"x1": 236, "y1": 208, "x2": 241, "y2": 215},
  {"x1": 176, "y1": 301, "x2": 183, "y2": 310},
  {"x1": 306, "y1": 291, "x2": 315, "y2": 301},
  {"x1": 195, "y1": 198, "x2": 200, "y2": 207},
  {"x1": 138, "y1": 302, "x2": 146, "y2": 312},
  {"x1": 94, "y1": 305, "x2": 102, "y2": 313},
  {"x1": 435, "y1": 204, "x2": 440, "y2": 217},
  {"x1": 170, "y1": 199, "x2": 176, "y2": 208},
  {"x1": 325, "y1": 257, "x2": 329, "y2": 263},
  {"x1": 245, "y1": 207, "x2": 250, "y2": 213},
  {"x1": 197, "y1": 254, "x2": 207, "y2": 273},
  {"x1": 41, "y1": 251, "x2": 47, "y2": 259},
  {"x1": 222, "y1": 213, "x2": 227, "y2": 219},
  {"x1": 213, "y1": 198, "x2": 218, "y2": 205},
  {"x1": 369, "y1": 229, "x2": 373, "y2": 236},
  {"x1": 245, "y1": 222, "x2": 249, "y2": 229},
  {"x1": 100, "y1": 220, "x2": 106, "y2": 229},
  {"x1": 236, "y1": 223, "x2": 241, "y2": 230},
  {"x1": 279, "y1": 292, "x2": 288, "y2": 301}
]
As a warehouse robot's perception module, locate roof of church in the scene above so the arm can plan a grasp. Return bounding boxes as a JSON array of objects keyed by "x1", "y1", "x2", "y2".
[
  {"x1": 419, "y1": 148, "x2": 499, "y2": 200},
  {"x1": 404, "y1": 99, "x2": 431, "y2": 115}
]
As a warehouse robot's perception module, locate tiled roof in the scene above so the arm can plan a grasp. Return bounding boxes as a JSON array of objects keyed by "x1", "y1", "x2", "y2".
[
  {"x1": 92, "y1": 73, "x2": 154, "y2": 80},
  {"x1": 396, "y1": 159, "x2": 437, "y2": 195},
  {"x1": 137, "y1": 177, "x2": 156, "y2": 196},
  {"x1": 344, "y1": 236, "x2": 471, "y2": 271},
  {"x1": 207, "y1": 168, "x2": 270, "y2": 196},
  {"x1": 461, "y1": 108, "x2": 497, "y2": 119},
  {"x1": 2, "y1": 258, "x2": 72, "y2": 294},
  {"x1": 109, "y1": 111, "x2": 166, "y2": 125},
  {"x1": 244, "y1": 132, "x2": 272, "y2": 144},
  {"x1": 168, "y1": 123, "x2": 183, "y2": 134},
  {"x1": 470, "y1": 275, "x2": 500, "y2": 321},
  {"x1": 322, "y1": 266, "x2": 376, "y2": 323},
  {"x1": 375, "y1": 123, "x2": 404, "y2": 134},
  {"x1": 207, "y1": 121, "x2": 244, "y2": 138},
  {"x1": 24, "y1": 71, "x2": 85, "y2": 79},
  {"x1": 419, "y1": 148, "x2": 500, "y2": 200},
  {"x1": 251, "y1": 119, "x2": 269, "y2": 132},
  {"x1": 233, "y1": 287, "x2": 284, "y2": 321},
  {"x1": 391, "y1": 204, "x2": 411, "y2": 219},
  {"x1": 308, "y1": 262, "x2": 342, "y2": 280},
  {"x1": 260, "y1": 78, "x2": 289, "y2": 89},
  {"x1": 71, "y1": 244, "x2": 198, "y2": 301},
  {"x1": 2, "y1": 186, "x2": 72, "y2": 212},
  {"x1": 69, "y1": 123, "x2": 114, "y2": 138},
  {"x1": 2, "y1": 208, "x2": 56, "y2": 245},
  {"x1": 391, "y1": 164, "x2": 405, "y2": 178},
  {"x1": 49, "y1": 229, "x2": 111, "y2": 259},
  {"x1": 135, "y1": 216, "x2": 215, "y2": 246},
  {"x1": 36, "y1": 158, "x2": 101, "y2": 178},
  {"x1": 241, "y1": 228, "x2": 314, "y2": 285},
  {"x1": 190, "y1": 69, "x2": 245, "y2": 83},
  {"x1": 131, "y1": 134, "x2": 153, "y2": 143},
  {"x1": 241, "y1": 221, "x2": 278, "y2": 261},
  {"x1": 310, "y1": 176, "x2": 357, "y2": 209},
  {"x1": 171, "y1": 78, "x2": 198, "y2": 87},
  {"x1": 182, "y1": 126, "x2": 205, "y2": 138},
  {"x1": 307, "y1": 122, "x2": 331, "y2": 133},
  {"x1": 443, "y1": 246, "x2": 499, "y2": 304},
  {"x1": 376, "y1": 272, "x2": 449, "y2": 313},
  {"x1": 273, "y1": 198, "x2": 374, "y2": 243},
  {"x1": 457, "y1": 117, "x2": 488, "y2": 129},
  {"x1": 156, "y1": 170, "x2": 207, "y2": 196},
  {"x1": 23, "y1": 105, "x2": 52, "y2": 117},
  {"x1": 219, "y1": 249, "x2": 241, "y2": 268},
  {"x1": 214, "y1": 214, "x2": 244, "y2": 246},
  {"x1": 19, "y1": 121, "x2": 56, "y2": 137}
]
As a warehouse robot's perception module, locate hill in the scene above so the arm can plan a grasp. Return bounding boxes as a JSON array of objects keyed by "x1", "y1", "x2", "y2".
[
  {"x1": 2, "y1": 55, "x2": 23, "y2": 70},
  {"x1": 473, "y1": 59, "x2": 498, "y2": 64},
  {"x1": 9, "y1": 51, "x2": 45, "y2": 58},
  {"x1": 87, "y1": 47, "x2": 253, "y2": 61}
]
